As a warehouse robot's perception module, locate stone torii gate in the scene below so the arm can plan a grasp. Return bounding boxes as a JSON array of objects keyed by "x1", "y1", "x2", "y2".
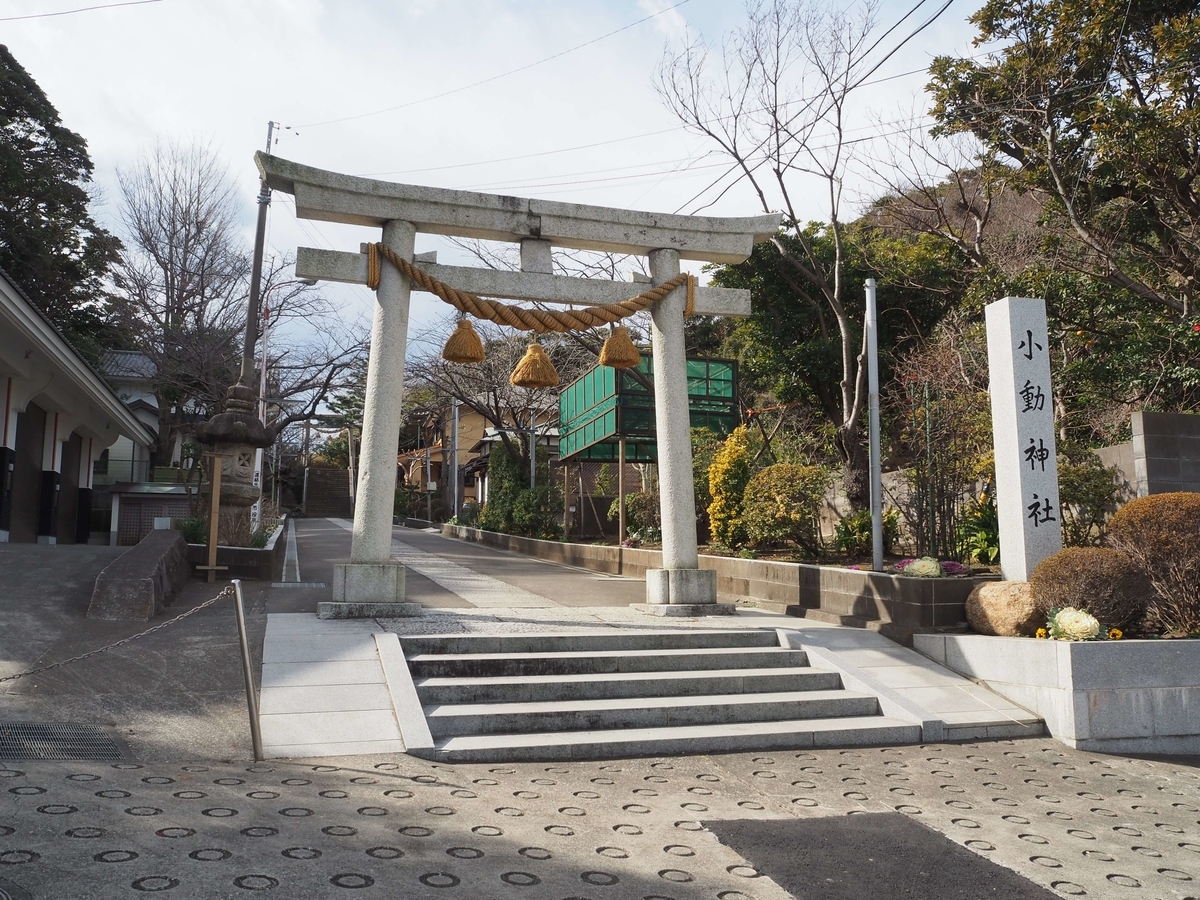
[{"x1": 258, "y1": 154, "x2": 779, "y2": 615}]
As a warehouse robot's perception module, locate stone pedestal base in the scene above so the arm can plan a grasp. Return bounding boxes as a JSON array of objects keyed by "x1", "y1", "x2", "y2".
[
  {"x1": 328, "y1": 562, "x2": 418, "y2": 618},
  {"x1": 634, "y1": 602, "x2": 737, "y2": 617},
  {"x1": 646, "y1": 567, "x2": 718, "y2": 606}
]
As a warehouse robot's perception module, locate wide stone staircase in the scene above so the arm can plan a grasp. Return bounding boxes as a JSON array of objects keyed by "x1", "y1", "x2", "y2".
[
  {"x1": 303, "y1": 467, "x2": 353, "y2": 517},
  {"x1": 400, "y1": 629, "x2": 921, "y2": 762}
]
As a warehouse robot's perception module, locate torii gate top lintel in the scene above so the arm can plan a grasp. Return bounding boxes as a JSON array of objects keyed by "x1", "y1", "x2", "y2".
[{"x1": 256, "y1": 153, "x2": 780, "y2": 265}]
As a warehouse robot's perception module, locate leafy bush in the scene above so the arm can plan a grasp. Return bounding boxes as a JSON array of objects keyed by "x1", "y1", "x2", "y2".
[
  {"x1": 958, "y1": 495, "x2": 1000, "y2": 564},
  {"x1": 707, "y1": 425, "x2": 754, "y2": 548},
  {"x1": 478, "y1": 444, "x2": 560, "y2": 539},
  {"x1": 511, "y1": 484, "x2": 562, "y2": 540},
  {"x1": 834, "y1": 507, "x2": 900, "y2": 557},
  {"x1": 179, "y1": 517, "x2": 208, "y2": 544},
  {"x1": 456, "y1": 501, "x2": 481, "y2": 527},
  {"x1": 594, "y1": 463, "x2": 617, "y2": 497},
  {"x1": 1030, "y1": 547, "x2": 1149, "y2": 630},
  {"x1": 691, "y1": 427, "x2": 722, "y2": 538},
  {"x1": 1107, "y1": 492, "x2": 1200, "y2": 634},
  {"x1": 741, "y1": 463, "x2": 830, "y2": 553},
  {"x1": 608, "y1": 490, "x2": 660, "y2": 531},
  {"x1": 248, "y1": 527, "x2": 271, "y2": 550},
  {"x1": 1058, "y1": 446, "x2": 1121, "y2": 546}
]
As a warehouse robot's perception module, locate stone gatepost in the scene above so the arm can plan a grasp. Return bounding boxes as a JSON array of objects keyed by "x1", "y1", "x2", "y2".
[
  {"x1": 985, "y1": 297, "x2": 1063, "y2": 581},
  {"x1": 645, "y1": 249, "x2": 721, "y2": 614},
  {"x1": 336, "y1": 220, "x2": 415, "y2": 610}
]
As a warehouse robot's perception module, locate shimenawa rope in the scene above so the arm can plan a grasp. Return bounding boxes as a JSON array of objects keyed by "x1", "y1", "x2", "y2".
[{"x1": 366, "y1": 242, "x2": 695, "y2": 332}]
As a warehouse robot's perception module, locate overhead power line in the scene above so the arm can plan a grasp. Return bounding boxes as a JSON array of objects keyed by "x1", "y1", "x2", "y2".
[
  {"x1": 297, "y1": 0, "x2": 692, "y2": 129},
  {"x1": 0, "y1": 0, "x2": 161, "y2": 21}
]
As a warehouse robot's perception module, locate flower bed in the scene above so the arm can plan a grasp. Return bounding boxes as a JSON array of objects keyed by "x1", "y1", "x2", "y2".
[
  {"x1": 185, "y1": 518, "x2": 286, "y2": 580},
  {"x1": 915, "y1": 632, "x2": 1200, "y2": 753}
]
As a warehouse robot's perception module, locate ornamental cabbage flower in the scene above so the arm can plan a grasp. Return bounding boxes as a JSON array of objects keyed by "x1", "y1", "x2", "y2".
[
  {"x1": 1048, "y1": 607, "x2": 1100, "y2": 641},
  {"x1": 905, "y1": 557, "x2": 944, "y2": 578}
]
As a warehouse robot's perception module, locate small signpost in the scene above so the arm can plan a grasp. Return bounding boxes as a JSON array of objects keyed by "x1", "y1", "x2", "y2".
[
  {"x1": 197, "y1": 453, "x2": 230, "y2": 584},
  {"x1": 986, "y1": 297, "x2": 1063, "y2": 581}
]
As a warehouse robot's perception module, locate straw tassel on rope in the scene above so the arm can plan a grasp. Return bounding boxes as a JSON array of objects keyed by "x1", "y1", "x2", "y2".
[
  {"x1": 598, "y1": 325, "x2": 641, "y2": 369},
  {"x1": 510, "y1": 342, "x2": 560, "y2": 388},
  {"x1": 441, "y1": 318, "x2": 485, "y2": 363}
]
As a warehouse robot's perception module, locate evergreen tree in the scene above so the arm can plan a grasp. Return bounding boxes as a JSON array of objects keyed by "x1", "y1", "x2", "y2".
[{"x1": 0, "y1": 44, "x2": 120, "y2": 361}]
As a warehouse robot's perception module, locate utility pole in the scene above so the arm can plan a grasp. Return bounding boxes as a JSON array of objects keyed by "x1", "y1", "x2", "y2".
[
  {"x1": 425, "y1": 439, "x2": 432, "y2": 522},
  {"x1": 241, "y1": 121, "x2": 276, "y2": 385}
]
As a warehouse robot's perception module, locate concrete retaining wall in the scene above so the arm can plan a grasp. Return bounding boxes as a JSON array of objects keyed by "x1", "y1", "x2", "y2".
[
  {"x1": 914, "y1": 633, "x2": 1200, "y2": 754},
  {"x1": 443, "y1": 525, "x2": 987, "y2": 636},
  {"x1": 185, "y1": 519, "x2": 286, "y2": 580},
  {"x1": 87, "y1": 528, "x2": 190, "y2": 620}
]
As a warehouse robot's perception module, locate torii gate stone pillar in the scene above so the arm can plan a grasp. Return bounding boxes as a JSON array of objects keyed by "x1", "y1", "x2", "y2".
[
  {"x1": 336, "y1": 220, "x2": 417, "y2": 611},
  {"x1": 257, "y1": 154, "x2": 778, "y2": 617}
]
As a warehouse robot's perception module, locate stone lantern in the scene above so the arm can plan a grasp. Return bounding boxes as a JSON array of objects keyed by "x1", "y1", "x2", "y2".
[{"x1": 195, "y1": 381, "x2": 273, "y2": 543}]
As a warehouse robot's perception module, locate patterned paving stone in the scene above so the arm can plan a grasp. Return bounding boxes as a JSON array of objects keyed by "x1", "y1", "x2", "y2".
[{"x1": 0, "y1": 739, "x2": 1196, "y2": 898}]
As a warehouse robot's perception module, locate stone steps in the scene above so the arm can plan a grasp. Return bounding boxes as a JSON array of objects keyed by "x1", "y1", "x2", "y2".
[
  {"x1": 419, "y1": 716, "x2": 923, "y2": 762},
  {"x1": 406, "y1": 646, "x2": 810, "y2": 678},
  {"x1": 416, "y1": 666, "x2": 843, "y2": 704},
  {"x1": 400, "y1": 628, "x2": 781, "y2": 655},
  {"x1": 425, "y1": 689, "x2": 881, "y2": 736},
  {"x1": 402, "y1": 629, "x2": 922, "y2": 762}
]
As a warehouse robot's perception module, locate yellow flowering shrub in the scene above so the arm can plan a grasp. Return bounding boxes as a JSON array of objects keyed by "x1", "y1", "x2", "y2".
[{"x1": 707, "y1": 425, "x2": 753, "y2": 548}]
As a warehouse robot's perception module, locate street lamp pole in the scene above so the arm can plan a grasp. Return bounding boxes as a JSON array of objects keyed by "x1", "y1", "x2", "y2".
[{"x1": 255, "y1": 277, "x2": 315, "y2": 518}]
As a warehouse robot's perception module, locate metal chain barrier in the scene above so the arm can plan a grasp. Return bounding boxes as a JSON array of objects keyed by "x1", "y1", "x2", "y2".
[{"x1": 0, "y1": 585, "x2": 236, "y2": 685}]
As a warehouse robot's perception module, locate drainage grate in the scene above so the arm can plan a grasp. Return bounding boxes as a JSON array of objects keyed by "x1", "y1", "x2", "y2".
[{"x1": 0, "y1": 723, "x2": 125, "y2": 761}]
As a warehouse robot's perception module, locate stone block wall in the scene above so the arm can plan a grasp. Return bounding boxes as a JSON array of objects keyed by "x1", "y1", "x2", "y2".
[
  {"x1": 1132, "y1": 411, "x2": 1200, "y2": 495},
  {"x1": 442, "y1": 525, "x2": 988, "y2": 637}
]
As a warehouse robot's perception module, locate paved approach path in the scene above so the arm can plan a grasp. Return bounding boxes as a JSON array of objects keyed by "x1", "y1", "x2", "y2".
[
  {"x1": 285, "y1": 518, "x2": 645, "y2": 611},
  {"x1": 1, "y1": 739, "x2": 1198, "y2": 899}
]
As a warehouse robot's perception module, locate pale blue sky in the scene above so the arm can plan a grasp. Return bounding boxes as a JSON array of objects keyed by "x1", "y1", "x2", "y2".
[{"x1": 6, "y1": 0, "x2": 980, "y2": 332}]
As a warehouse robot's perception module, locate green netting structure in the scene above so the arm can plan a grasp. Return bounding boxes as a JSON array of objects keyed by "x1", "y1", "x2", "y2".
[{"x1": 559, "y1": 357, "x2": 739, "y2": 461}]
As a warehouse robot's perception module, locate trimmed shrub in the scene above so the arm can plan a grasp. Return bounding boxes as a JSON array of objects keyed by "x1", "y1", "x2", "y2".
[
  {"x1": 834, "y1": 507, "x2": 900, "y2": 557},
  {"x1": 1030, "y1": 546, "x2": 1150, "y2": 630},
  {"x1": 741, "y1": 463, "x2": 831, "y2": 553},
  {"x1": 707, "y1": 425, "x2": 754, "y2": 548},
  {"x1": 1058, "y1": 446, "x2": 1121, "y2": 546},
  {"x1": 1107, "y1": 492, "x2": 1200, "y2": 634}
]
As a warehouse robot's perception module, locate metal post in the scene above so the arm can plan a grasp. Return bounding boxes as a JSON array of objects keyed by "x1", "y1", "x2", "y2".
[
  {"x1": 425, "y1": 441, "x2": 432, "y2": 522},
  {"x1": 866, "y1": 278, "x2": 883, "y2": 572},
  {"x1": 451, "y1": 400, "x2": 460, "y2": 519},
  {"x1": 529, "y1": 411, "x2": 537, "y2": 487},
  {"x1": 618, "y1": 435, "x2": 627, "y2": 543},
  {"x1": 232, "y1": 580, "x2": 264, "y2": 762}
]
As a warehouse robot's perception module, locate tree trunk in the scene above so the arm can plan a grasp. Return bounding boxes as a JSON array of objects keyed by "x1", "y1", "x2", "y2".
[{"x1": 836, "y1": 422, "x2": 869, "y2": 510}]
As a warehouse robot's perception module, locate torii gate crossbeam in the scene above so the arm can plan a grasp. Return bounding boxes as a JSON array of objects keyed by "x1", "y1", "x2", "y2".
[{"x1": 258, "y1": 153, "x2": 779, "y2": 615}]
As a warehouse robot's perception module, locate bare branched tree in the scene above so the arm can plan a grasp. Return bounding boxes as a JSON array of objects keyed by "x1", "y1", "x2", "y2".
[
  {"x1": 865, "y1": 114, "x2": 1044, "y2": 278},
  {"x1": 656, "y1": 0, "x2": 883, "y2": 504},
  {"x1": 406, "y1": 315, "x2": 595, "y2": 475},
  {"x1": 111, "y1": 141, "x2": 248, "y2": 462},
  {"x1": 110, "y1": 141, "x2": 367, "y2": 466}
]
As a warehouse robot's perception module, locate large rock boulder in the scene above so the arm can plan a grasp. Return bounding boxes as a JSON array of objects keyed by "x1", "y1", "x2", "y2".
[{"x1": 966, "y1": 581, "x2": 1041, "y2": 636}]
